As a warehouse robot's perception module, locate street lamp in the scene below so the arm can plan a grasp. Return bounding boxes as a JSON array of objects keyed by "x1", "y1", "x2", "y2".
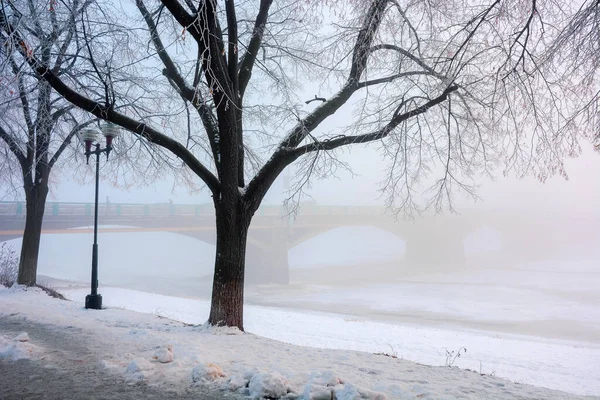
[{"x1": 81, "y1": 123, "x2": 119, "y2": 310}]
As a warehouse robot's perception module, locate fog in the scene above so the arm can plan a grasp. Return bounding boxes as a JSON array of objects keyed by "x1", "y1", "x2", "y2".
[{"x1": 1, "y1": 140, "x2": 598, "y2": 348}]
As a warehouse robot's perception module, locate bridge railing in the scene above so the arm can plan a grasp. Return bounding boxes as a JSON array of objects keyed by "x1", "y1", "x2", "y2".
[
  {"x1": 0, "y1": 201, "x2": 385, "y2": 218},
  {"x1": 0, "y1": 202, "x2": 22, "y2": 216}
]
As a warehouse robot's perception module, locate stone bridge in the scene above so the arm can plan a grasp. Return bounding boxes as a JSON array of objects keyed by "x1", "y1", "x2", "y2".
[{"x1": 0, "y1": 201, "x2": 596, "y2": 284}]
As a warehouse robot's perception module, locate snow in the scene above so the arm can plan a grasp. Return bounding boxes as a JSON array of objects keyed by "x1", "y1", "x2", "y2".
[
  {"x1": 248, "y1": 372, "x2": 291, "y2": 399},
  {"x1": 0, "y1": 331, "x2": 37, "y2": 361},
  {"x1": 14, "y1": 332, "x2": 29, "y2": 342},
  {"x1": 334, "y1": 383, "x2": 387, "y2": 400},
  {"x1": 68, "y1": 225, "x2": 138, "y2": 230},
  {"x1": 0, "y1": 286, "x2": 597, "y2": 399},
  {"x1": 55, "y1": 286, "x2": 600, "y2": 396},
  {"x1": 278, "y1": 279, "x2": 599, "y2": 325},
  {"x1": 224, "y1": 373, "x2": 250, "y2": 391},
  {"x1": 192, "y1": 363, "x2": 226, "y2": 382},
  {"x1": 153, "y1": 346, "x2": 174, "y2": 363},
  {"x1": 1, "y1": 227, "x2": 599, "y2": 398},
  {"x1": 125, "y1": 358, "x2": 153, "y2": 382}
]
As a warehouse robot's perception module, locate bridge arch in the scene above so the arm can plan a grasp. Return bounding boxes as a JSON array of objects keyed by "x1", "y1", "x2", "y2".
[{"x1": 289, "y1": 225, "x2": 406, "y2": 269}]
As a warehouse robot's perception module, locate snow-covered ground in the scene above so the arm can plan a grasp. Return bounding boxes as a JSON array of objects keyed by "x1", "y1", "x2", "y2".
[
  {"x1": 1, "y1": 227, "x2": 599, "y2": 398},
  {"x1": 53, "y1": 286, "x2": 599, "y2": 396},
  {"x1": 1, "y1": 286, "x2": 597, "y2": 400}
]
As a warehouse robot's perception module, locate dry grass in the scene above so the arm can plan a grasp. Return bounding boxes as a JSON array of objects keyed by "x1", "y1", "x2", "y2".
[{"x1": 35, "y1": 283, "x2": 67, "y2": 300}]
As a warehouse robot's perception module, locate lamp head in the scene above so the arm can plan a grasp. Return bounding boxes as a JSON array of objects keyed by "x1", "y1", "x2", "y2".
[
  {"x1": 81, "y1": 128, "x2": 98, "y2": 161},
  {"x1": 100, "y1": 123, "x2": 119, "y2": 156}
]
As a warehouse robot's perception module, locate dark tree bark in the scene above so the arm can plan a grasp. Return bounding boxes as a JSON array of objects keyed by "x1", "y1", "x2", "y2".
[
  {"x1": 17, "y1": 181, "x2": 49, "y2": 286},
  {"x1": 208, "y1": 203, "x2": 250, "y2": 328}
]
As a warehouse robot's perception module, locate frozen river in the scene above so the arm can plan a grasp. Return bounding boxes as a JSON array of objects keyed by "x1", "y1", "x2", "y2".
[{"x1": 3, "y1": 226, "x2": 599, "y2": 343}]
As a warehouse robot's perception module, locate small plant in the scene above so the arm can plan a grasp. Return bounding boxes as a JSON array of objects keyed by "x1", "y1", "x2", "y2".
[
  {"x1": 374, "y1": 352, "x2": 398, "y2": 359},
  {"x1": 478, "y1": 361, "x2": 496, "y2": 377},
  {"x1": 0, "y1": 243, "x2": 18, "y2": 287},
  {"x1": 444, "y1": 346, "x2": 467, "y2": 367},
  {"x1": 375, "y1": 344, "x2": 400, "y2": 359}
]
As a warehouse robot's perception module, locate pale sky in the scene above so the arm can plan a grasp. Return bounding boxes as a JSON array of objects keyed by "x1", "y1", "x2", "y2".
[
  {"x1": 39, "y1": 143, "x2": 600, "y2": 218},
  {"x1": 2, "y1": 1, "x2": 599, "y2": 218}
]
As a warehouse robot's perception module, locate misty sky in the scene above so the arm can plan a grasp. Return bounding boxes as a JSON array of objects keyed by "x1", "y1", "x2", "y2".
[
  {"x1": 1, "y1": 1, "x2": 598, "y2": 217},
  {"x1": 34, "y1": 144, "x2": 600, "y2": 218}
]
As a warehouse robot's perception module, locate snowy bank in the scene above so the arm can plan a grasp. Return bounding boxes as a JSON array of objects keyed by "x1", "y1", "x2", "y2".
[
  {"x1": 56, "y1": 286, "x2": 600, "y2": 397},
  {"x1": 1, "y1": 286, "x2": 597, "y2": 399}
]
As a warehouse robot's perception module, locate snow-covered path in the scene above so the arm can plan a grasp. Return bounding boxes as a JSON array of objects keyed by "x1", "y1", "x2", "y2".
[
  {"x1": 0, "y1": 316, "x2": 241, "y2": 400},
  {"x1": 1, "y1": 287, "x2": 598, "y2": 400}
]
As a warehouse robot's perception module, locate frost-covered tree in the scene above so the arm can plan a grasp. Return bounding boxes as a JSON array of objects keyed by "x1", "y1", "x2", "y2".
[
  {"x1": 0, "y1": 0, "x2": 98, "y2": 285},
  {"x1": 0, "y1": 0, "x2": 172, "y2": 286},
  {"x1": 2, "y1": 0, "x2": 598, "y2": 329}
]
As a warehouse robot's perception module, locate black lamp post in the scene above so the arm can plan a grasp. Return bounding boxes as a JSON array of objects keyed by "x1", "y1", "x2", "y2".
[{"x1": 81, "y1": 123, "x2": 119, "y2": 310}]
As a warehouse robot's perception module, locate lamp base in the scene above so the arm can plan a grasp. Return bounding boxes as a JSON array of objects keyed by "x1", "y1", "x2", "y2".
[{"x1": 85, "y1": 294, "x2": 103, "y2": 310}]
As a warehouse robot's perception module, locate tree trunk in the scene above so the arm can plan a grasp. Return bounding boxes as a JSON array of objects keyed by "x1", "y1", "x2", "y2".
[
  {"x1": 208, "y1": 205, "x2": 250, "y2": 330},
  {"x1": 17, "y1": 184, "x2": 49, "y2": 286}
]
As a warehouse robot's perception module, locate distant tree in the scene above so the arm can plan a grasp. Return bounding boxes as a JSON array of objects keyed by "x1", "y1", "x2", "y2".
[{"x1": 2, "y1": 0, "x2": 597, "y2": 329}]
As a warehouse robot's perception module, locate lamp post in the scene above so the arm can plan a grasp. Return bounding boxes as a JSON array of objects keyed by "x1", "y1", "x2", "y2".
[{"x1": 81, "y1": 123, "x2": 119, "y2": 310}]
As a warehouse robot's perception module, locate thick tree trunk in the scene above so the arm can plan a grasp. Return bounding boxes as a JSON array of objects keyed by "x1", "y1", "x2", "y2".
[
  {"x1": 17, "y1": 184, "x2": 49, "y2": 286},
  {"x1": 208, "y1": 205, "x2": 250, "y2": 330}
]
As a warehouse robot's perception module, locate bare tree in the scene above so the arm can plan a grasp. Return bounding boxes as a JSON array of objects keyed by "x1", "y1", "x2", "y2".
[
  {"x1": 2, "y1": 0, "x2": 597, "y2": 329},
  {"x1": 0, "y1": 0, "x2": 175, "y2": 286},
  {"x1": 538, "y1": 0, "x2": 600, "y2": 151},
  {"x1": 0, "y1": 0, "x2": 99, "y2": 285}
]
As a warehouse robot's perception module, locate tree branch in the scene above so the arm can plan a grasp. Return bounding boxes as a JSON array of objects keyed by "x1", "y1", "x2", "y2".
[
  {"x1": 243, "y1": 0, "x2": 389, "y2": 209},
  {"x1": 49, "y1": 118, "x2": 95, "y2": 169},
  {"x1": 292, "y1": 85, "x2": 459, "y2": 154},
  {"x1": 26, "y1": 60, "x2": 221, "y2": 194},
  {"x1": 225, "y1": 0, "x2": 239, "y2": 94},
  {"x1": 159, "y1": 0, "x2": 197, "y2": 39},
  {"x1": 9, "y1": 57, "x2": 35, "y2": 160},
  {"x1": 357, "y1": 71, "x2": 436, "y2": 88},
  {"x1": 0, "y1": 125, "x2": 27, "y2": 168},
  {"x1": 238, "y1": 0, "x2": 273, "y2": 97},
  {"x1": 138, "y1": 0, "x2": 222, "y2": 168}
]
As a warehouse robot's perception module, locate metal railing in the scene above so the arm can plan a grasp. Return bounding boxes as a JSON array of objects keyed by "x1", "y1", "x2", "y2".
[{"x1": 0, "y1": 201, "x2": 383, "y2": 218}]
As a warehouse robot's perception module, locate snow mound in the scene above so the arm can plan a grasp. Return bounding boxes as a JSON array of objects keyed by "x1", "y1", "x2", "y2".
[
  {"x1": 198, "y1": 322, "x2": 243, "y2": 335},
  {"x1": 125, "y1": 359, "x2": 153, "y2": 382},
  {"x1": 99, "y1": 359, "x2": 120, "y2": 370},
  {"x1": 13, "y1": 332, "x2": 29, "y2": 342},
  {"x1": 192, "y1": 362, "x2": 226, "y2": 382},
  {"x1": 301, "y1": 383, "x2": 334, "y2": 400},
  {"x1": 224, "y1": 374, "x2": 250, "y2": 391},
  {"x1": 153, "y1": 345, "x2": 173, "y2": 363},
  {"x1": 0, "y1": 335, "x2": 37, "y2": 361},
  {"x1": 334, "y1": 383, "x2": 387, "y2": 400},
  {"x1": 249, "y1": 372, "x2": 291, "y2": 399},
  {"x1": 308, "y1": 370, "x2": 343, "y2": 387},
  {"x1": 125, "y1": 359, "x2": 152, "y2": 374}
]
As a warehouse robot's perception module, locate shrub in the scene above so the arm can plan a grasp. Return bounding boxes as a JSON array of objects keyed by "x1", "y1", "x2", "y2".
[{"x1": 0, "y1": 243, "x2": 18, "y2": 287}]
